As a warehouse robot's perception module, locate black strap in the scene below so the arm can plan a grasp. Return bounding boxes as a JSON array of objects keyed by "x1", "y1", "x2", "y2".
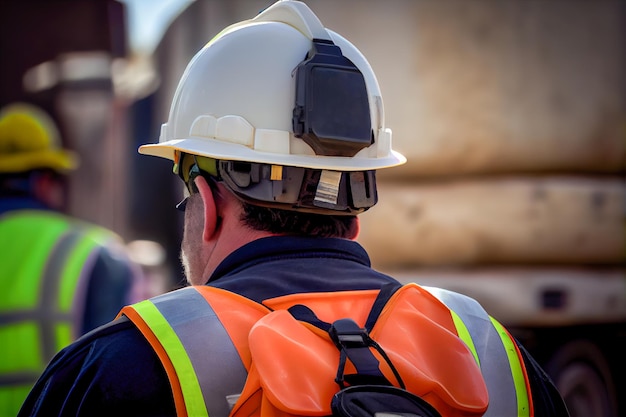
[
  {"x1": 364, "y1": 282, "x2": 402, "y2": 331},
  {"x1": 288, "y1": 284, "x2": 406, "y2": 388},
  {"x1": 288, "y1": 283, "x2": 403, "y2": 332},
  {"x1": 288, "y1": 304, "x2": 330, "y2": 331},
  {"x1": 328, "y1": 318, "x2": 390, "y2": 387}
]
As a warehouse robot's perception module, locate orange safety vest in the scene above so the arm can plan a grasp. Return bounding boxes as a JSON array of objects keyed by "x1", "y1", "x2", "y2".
[{"x1": 120, "y1": 284, "x2": 532, "y2": 417}]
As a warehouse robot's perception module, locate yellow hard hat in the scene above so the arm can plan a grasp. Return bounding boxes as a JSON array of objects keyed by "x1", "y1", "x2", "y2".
[{"x1": 0, "y1": 102, "x2": 78, "y2": 174}]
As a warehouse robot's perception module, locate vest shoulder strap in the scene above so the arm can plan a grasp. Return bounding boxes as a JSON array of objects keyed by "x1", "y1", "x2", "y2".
[
  {"x1": 119, "y1": 286, "x2": 269, "y2": 417},
  {"x1": 422, "y1": 286, "x2": 532, "y2": 417}
]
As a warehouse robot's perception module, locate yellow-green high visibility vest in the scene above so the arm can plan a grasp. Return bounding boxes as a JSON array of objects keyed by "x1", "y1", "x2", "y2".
[{"x1": 0, "y1": 210, "x2": 118, "y2": 416}]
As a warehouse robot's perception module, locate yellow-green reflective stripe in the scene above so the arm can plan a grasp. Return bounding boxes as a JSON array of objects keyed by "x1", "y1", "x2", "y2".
[
  {"x1": 133, "y1": 299, "x2": 209, "y2": 417},
  {"x1": 490, "y1": 317, "x2": 530, "y2": 417},
  {"x1": 55, "y1": 323, "x2": 72, "y2": 353},
  {"x1": 450, "y1": 310, "x2": 480, "y2": 367}
]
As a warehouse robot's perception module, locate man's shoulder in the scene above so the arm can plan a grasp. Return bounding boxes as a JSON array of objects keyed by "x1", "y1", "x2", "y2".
[
  {"x1": 35, "y1": 317, "x2": 165, "y2": 395},
  {"x1": 20, "y1": 316, "x2": 174, "y2": 416},
  {"x1": 420, "y1": 285, "x2": 486, "y2": 312},
  {"x1": 53, "y1": 317, "x2": 157, "y2": 367}
]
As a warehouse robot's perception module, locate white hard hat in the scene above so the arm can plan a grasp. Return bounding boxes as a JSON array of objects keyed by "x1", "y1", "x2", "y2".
[{"x1": 139, "y1": 0, "x2": 405, "y2": 172}]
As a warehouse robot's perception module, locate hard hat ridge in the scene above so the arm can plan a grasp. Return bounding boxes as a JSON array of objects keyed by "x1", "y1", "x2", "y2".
[{"x1": 254, "y1": 0, "x2": 331, "y2": 41}]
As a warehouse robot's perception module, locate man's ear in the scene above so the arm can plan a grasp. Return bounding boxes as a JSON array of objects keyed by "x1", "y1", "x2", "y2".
[
  {"x1": 33, "y1": 171, "x2": 66, "y2": 211},
  {"x1": 195, "y1": 176, "x2": 220, "y2": 242}
]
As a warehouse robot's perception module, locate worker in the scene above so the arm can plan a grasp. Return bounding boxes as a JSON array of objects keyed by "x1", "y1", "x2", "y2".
[
  {"x1": 18, "y1": 1, "x2": 569, "y2": 416},
  {"x1": 0, "y1": 102, "x2": 144, "y2": 416}
]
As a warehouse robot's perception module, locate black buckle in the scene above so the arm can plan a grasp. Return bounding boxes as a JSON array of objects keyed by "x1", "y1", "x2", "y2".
[
  {"x1": 329, "y1": 318, "x2": 390, "y2": 388},
  {"x1": 329, "y1": 318, "x2": 369, "y2": 349}
]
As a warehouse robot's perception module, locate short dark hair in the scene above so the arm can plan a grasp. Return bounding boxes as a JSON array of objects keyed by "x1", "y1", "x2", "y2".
[{"x1": 240, "y1": 202, "x2": 357, "y2": 238}]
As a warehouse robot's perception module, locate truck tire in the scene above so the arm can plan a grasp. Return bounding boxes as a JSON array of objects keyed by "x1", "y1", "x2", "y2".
[{"x1": 545, "y1": 340, "x2": 618, "y2": 417}]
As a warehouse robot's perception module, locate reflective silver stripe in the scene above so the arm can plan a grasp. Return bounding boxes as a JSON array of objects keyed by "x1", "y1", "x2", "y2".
[
  {"x1": 40, "y1": 230, "x2": 83, "y2": 359},
  {"x1": 147, "y1": 287, "x2": 248, "y2": 417},
  {"x1": 423, "y1": 286, "x2": 519, "y2": 417}
]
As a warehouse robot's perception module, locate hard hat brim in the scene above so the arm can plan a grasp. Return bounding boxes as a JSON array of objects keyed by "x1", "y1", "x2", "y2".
[
  {"x1": 139, "y1": 138, "x2": 406, "y2": 171},
  {"x1": 0, "y1": 150, "x2": 78, "y2": 174}
]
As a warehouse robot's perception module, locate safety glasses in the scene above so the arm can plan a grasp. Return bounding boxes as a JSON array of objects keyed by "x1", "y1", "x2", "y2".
[{"x1": 173, "y1": 152, "x2": 220, "y2": 211}]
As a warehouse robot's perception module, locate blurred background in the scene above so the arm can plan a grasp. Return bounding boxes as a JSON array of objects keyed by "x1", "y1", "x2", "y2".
[{"x1": 1, "y1": 0, "x2": 624, "y2": 415}]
